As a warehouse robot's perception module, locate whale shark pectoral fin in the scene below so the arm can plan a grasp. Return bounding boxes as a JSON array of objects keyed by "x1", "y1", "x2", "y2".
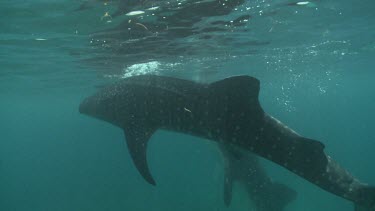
[{"x1": 123, "y1": 125, "x2": 157, "y2": 186}]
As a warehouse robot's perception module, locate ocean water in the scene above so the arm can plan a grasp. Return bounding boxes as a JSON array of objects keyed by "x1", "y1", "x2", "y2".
[{"x1": 1, "y1": 0, "x2": 375, "y2": 210}]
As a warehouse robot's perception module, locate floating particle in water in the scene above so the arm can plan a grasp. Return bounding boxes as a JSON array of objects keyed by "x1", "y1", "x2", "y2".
[
  {"x1": 146, "y1": 6, "x2": 159, "y2": 11},
  {"x1": 126, "y1": 11, "x2": 145, "y2": 16},
  {"x1": 296, "y1": 1, "x2": 310, "y2": 5}
]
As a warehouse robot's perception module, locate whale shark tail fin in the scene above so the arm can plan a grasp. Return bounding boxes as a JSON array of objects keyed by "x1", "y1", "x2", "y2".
[
  {"x1": 354, "y1": 187, "x2": 375, "y2": 211},
  {"x1": 123, "y1": 125, "x2": 157, "y2": 186}
]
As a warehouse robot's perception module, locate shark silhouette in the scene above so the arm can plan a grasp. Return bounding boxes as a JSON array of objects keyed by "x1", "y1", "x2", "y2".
[
  {"x1": 218, "y1": 143, "x2": 297, "y2": 211},
  {"x1": 79, "y1": 75, "x2": 375, "y2": 210}
]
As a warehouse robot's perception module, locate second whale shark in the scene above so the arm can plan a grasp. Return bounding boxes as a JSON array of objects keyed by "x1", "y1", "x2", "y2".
[
  {"x1": 79, "y1": 75, "x2": 375, "y2": 210},
  {"x1": 218, "y1": 143, "x2": 297, "y2": 211}
]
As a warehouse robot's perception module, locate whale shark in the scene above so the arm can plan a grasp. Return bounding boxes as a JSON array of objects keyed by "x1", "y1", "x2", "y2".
[
  {"x1": 79, "y1": 74, "x2": 375, "y2": 210},
  {"x1": 218, "y1": 143, "x2": 297, "y2": 211}
]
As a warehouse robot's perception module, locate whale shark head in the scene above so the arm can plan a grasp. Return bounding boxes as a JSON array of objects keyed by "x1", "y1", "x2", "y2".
[
  {"x1": 79, "y1": 87, "x2": 121, "y2": 127},
  {"x1": 79, "y1": 75, "x2": 210, "y2": 185}
]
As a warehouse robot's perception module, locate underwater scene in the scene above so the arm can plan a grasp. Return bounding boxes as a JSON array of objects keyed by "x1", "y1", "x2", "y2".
[{"x1": 1, "y1": 0, "x2": 375, "y2": 210}]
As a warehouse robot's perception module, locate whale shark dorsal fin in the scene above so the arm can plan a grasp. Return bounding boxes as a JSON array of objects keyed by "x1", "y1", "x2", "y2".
[
  {"x1": 209, "y1": 75, "x2": 260, "y2": 101},
  {"x1": 123, "y1": 125, "x2": 157, "y2": 186}
]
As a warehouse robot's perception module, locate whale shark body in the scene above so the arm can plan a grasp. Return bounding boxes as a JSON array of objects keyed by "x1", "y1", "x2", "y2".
[
  {"x1": 79, "y1": 75, "x2": 375, "y2": 210},
  {"x1": 218, "y1": 144, "x2": 297, "y2": 211}
]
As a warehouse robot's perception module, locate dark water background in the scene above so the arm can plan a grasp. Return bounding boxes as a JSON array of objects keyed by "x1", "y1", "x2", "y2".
[{"x1": 1, "y1": 0, "x2": 375, "y2": 210}]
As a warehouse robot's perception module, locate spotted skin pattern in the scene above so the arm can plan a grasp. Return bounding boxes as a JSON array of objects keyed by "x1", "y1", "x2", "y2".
[{"x1": 80, "y1": 75, "x2": 375, "y2": 210}]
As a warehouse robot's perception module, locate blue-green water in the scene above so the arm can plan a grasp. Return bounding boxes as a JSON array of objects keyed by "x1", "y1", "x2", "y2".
[{"x1": 1, "y1": 0, "x2": 375, "y2": 210}]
